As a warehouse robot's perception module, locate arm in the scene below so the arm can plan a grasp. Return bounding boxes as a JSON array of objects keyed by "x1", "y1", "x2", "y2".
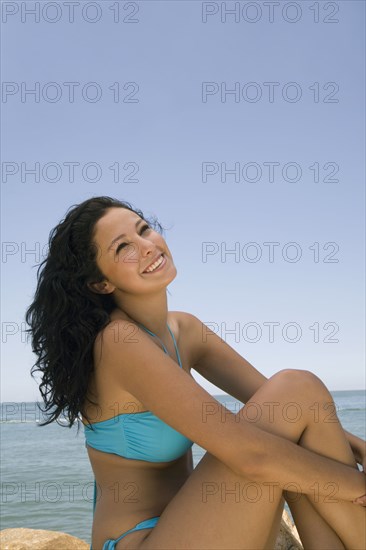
[
  {"x1": 181, "y1": 313, "x2": 269, "y2": 404},
  {"x1": 100, "y1": 318, "x2": 366, "y2": 504}
]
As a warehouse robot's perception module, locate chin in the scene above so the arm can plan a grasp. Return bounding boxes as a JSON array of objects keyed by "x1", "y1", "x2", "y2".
[{"x1": 163, "y1": 264, "x2": 177, "y2": 287}]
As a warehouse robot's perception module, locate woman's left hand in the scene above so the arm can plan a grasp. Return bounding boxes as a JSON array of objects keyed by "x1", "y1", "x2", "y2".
[
  {"x1": 344, "y1": 429, "x2": 366, "y2": 471},
  {"x1": 354, "y1": 440, "x2": 366, "y2": 471},
  {"x1": 360, "y1": 447, "x2": 366, "y2": 472}
]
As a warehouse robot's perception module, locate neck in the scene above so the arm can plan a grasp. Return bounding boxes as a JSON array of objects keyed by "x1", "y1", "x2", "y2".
[{"x1": 111, "y1": 288, "x2": 170, "y2": 341}]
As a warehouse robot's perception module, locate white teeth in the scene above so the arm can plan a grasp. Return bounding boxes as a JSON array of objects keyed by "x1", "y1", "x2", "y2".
[{"x1": 144, "y1": 254, "x2": 164, "y2": 273}]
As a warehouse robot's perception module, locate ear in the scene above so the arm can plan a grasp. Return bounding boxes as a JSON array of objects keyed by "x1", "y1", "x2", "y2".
[{"x1": 87, "y1": 280, "x2": 115, "y2": 295}]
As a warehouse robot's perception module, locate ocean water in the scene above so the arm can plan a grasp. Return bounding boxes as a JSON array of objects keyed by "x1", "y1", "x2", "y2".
[{"x1": 1, "y1": 390, "x2": 365, "y2": 545}]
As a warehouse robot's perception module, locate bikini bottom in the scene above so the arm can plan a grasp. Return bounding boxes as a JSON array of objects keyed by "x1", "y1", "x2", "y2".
[{"x1": 101, "y1": 516, "x2": 160, "y2": 550}]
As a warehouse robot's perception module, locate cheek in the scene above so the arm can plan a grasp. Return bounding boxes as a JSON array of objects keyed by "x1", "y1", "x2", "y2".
[
  {"x1": 156, "y1": 235, "x2": 168, "y2": 250},
  {"x1": 115, "y1": 247, "x2": 140, "y2": 269}
]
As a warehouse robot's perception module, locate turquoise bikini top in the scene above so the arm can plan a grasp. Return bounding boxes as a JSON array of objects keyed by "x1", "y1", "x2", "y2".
[{"x1": 83, "y1": 322, "x2": 194, "y2": 464}]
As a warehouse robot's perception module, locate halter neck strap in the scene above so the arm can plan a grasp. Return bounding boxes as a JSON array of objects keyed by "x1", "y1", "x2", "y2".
[{"x1": 138, "y1": 322, "x2": 182, "y2": 368}]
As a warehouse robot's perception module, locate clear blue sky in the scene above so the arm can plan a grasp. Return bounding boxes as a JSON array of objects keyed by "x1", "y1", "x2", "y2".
[{"x1": 1, "y1": 0, "x2": 365, "y2": 402}]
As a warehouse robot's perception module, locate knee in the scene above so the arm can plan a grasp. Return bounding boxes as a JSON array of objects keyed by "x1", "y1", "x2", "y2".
[
  {"x1": 271, "y1": 369, "x2": 329, "y2": 396},
  {"x1": 271, "y1": 368, "x2": 312, "y2": 381}
]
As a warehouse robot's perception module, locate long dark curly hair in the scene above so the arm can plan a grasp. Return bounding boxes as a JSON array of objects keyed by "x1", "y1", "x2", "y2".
[{"x1": 25, "y1": 196, "x2": 165, "y2": 431}]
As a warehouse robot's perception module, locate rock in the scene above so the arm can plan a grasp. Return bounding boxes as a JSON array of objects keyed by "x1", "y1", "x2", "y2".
[
  {"x1": 0, "y1": 528, "x2": 89, "y2": 550},
  {"x1": 275, "y1": 510, "x2": 303, "y2": 549}
]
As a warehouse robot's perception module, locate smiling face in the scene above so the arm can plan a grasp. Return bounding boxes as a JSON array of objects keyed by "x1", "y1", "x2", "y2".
[{"x1": 89, "y1": 207, "x2": 177, "y2": 297}]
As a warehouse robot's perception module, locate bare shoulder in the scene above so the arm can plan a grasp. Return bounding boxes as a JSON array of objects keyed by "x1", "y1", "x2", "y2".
[
  {"x1": 170, "y1": 310, "x2": 197, "y2": 332},
  {"x1": 92, "y1": 310, "x2": 205, "y2": 374},
  {"x1": 96, "y1": 310, "x2": 194, "y2": 343},
  {"x1": 170, "y1": 311, "x2": 206, "y2": 368}
]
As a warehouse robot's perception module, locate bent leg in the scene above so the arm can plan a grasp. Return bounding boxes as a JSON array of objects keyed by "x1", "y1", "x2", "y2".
[
  {"x1": 241, "y1": 369, "x2": 365, "y2": 549},
  {"x1": 127, "y1": 369, "x2": 364, "y2": 550}
]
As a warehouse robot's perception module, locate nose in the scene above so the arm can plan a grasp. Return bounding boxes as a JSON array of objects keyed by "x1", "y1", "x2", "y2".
[{"x1": 137, "y1": 234, "x2": 154, "y2": 257}]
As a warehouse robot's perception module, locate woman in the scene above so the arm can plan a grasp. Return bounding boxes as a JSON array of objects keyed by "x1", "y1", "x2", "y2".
[{"x1": 26, "y1": 196, "x2": 366, "y2": 550}]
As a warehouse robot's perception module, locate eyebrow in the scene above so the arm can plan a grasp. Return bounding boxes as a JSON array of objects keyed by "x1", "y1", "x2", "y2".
[{"x1": 108, "y1": 218, "x2": 145, "y2": 251}]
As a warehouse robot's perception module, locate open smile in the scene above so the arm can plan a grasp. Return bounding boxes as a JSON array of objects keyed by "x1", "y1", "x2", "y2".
[{"x1": 142, "y1": 254, "x2": 167, "y2": 274}]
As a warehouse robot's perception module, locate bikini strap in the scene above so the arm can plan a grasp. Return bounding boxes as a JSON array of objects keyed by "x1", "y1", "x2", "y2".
[
  {"x1": 138, "y1": 322, "x2": 182, "y2": 368},
  {"x1": 167, "y1": 323, "x2": 183, "y2": 369}
]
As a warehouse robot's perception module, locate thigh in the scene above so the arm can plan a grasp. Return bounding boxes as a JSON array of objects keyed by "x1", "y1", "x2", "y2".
[{"x1": 140, "y1": 451, "x2": 284, "y2": 550}]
